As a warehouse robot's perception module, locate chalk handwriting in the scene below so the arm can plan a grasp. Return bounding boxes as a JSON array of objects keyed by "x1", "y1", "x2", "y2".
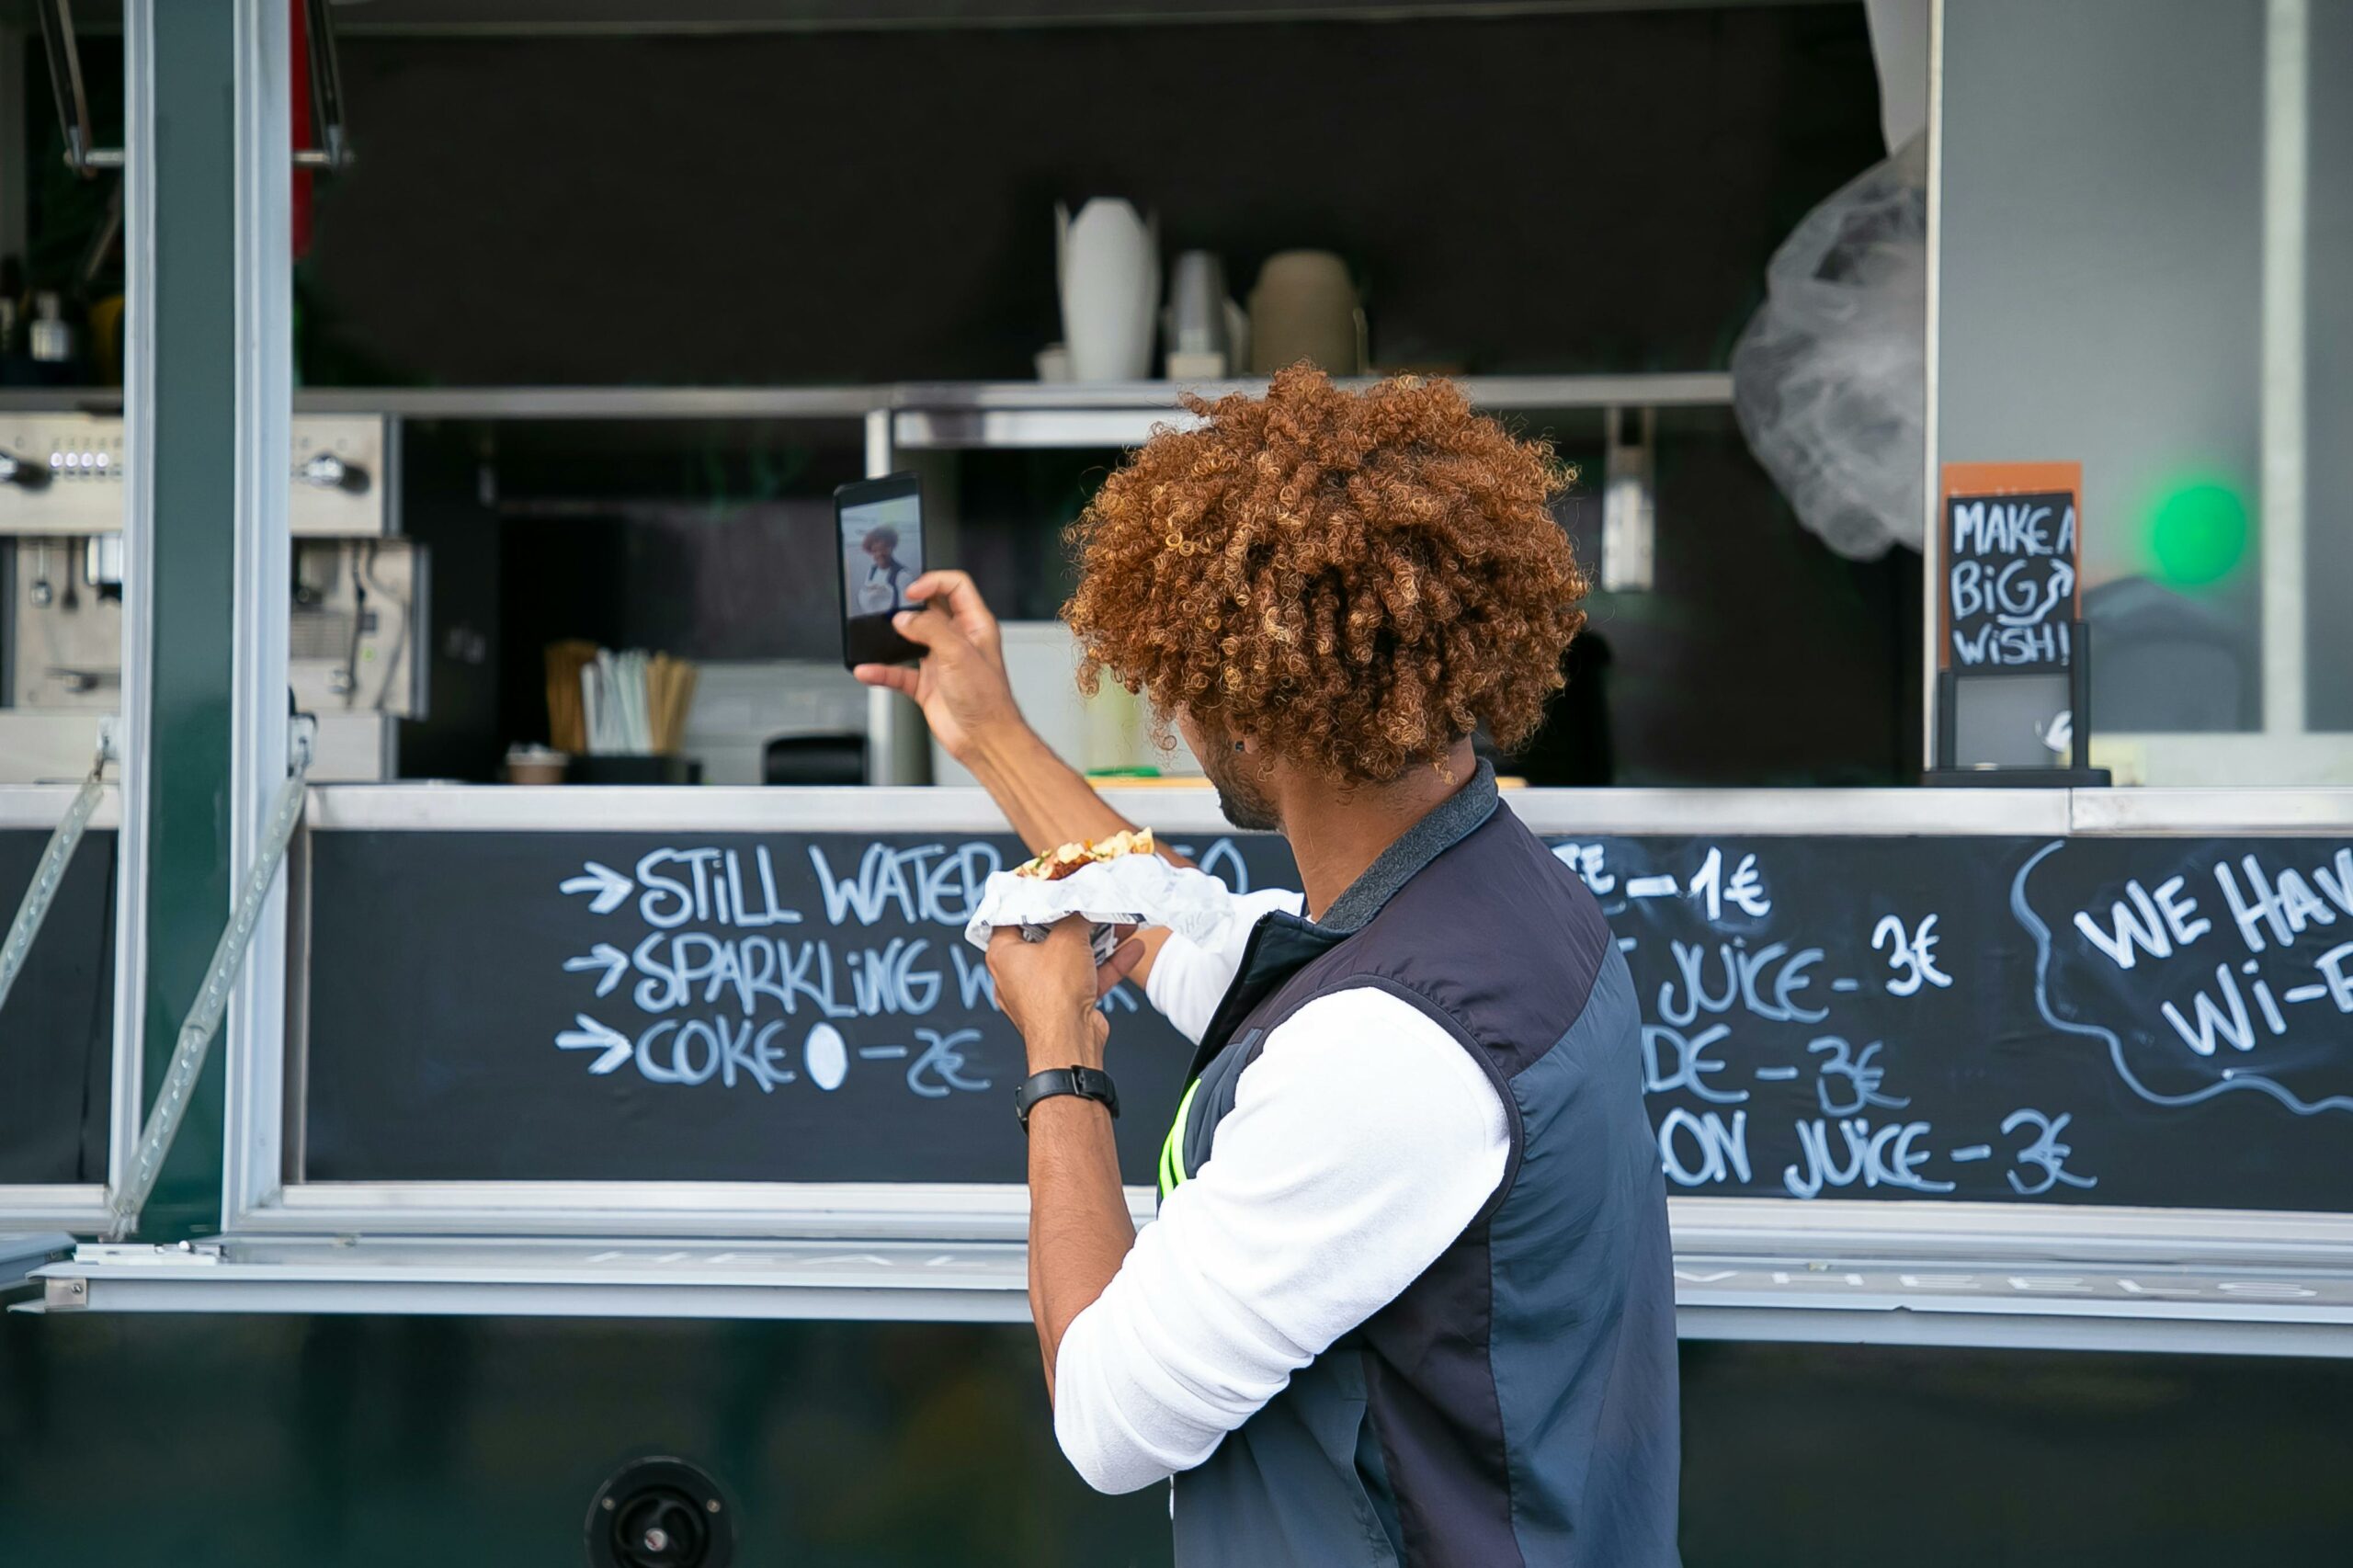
[
  {"x1": 563, "y1": 943, "x2": 631, "y2": 998},
  {"x1": 2213, "y1": 849, "x2": 2352, "y2": 954},
  {"x1": 559, "y1": 861, "x2": 635, "y2": 915},
  {"x1": 1657, "y1": 1108, "x2": 1751, "y2": 1187},
  {"x1": 554, "y1": 1015, "x2": 632, "y2": 1074},
  {"x1": 2001, "y1": 1108, "x2": 2096, "y2": 1196},
  {"x1": 1689, "y1": 846, "x2": 1771, "y2": 921},
  {"x1": 1946, "y1": 496, "x2": 2077, "y2": 667},
  {"x1": 1950, "y1": 497, "x2": 2074, "y2": 560},
  {"x1": 1550, "y1": 841, "x2": 1619, "y2": 896},
  {"x1": 1657, "y1": 939, "x2": 1826, "y2": 1028},
  {"x1": 629, "y1": 933, "x2": 860, "y2": 1020},
  {"x1": 1197, "y1": 838, "x2": 1253, "y2": 896},
  {"x1": 1156, "y1": 838, "x2": 1254, "y2": 895},
  {"x1": 2072, "y1": 875, "x2": 2211, "y2": 970},
  {"x1": 807, "y1": 841, "x2": 1001, "y2": 928},
  {"x1": 1808, "y1": 1036, "x2": 1910, "y2": 1117},
  {"x1": 1949, "y1": 557, "x2": 2075, "y2": 629},
  {"x1": 2019, "y1": 840, "x2": 2353, "y2": 1117},
  {"x1": 805, "y1": 1023, "x2": 848, "y2": 1091},
  {"x1": 529, "y1": 829, "x2": 2353, "y2": 1198},
  {"x1": 1951, "y1": 618, "x2": 2071, "y2": 666},
  {"x1": 636, "y1": 846, "x2": 801, "y2": 930},
  {"x1": 906, "y1": 1028, "x2": 990, "y2": 1098},
  {"x1": 1643, "y1": 1023, "x2": 1747, "y2": 1105},
  {"x1": 632, "y1": 1016, "x2": 797, "y2": 1091},
  {"x1": 949, "y1": 944, "x2": 995, "y2": 1009},
  {"x1": 1782, "y1": 1117, "x2": 1953, "y2": 1199},
  {"x1": 1871, "y1": 913, "x2": 1952, "y2": 995}
]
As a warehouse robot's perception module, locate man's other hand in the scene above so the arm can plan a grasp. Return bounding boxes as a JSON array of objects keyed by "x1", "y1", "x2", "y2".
[{"x1": 851, "y1": 569, "x2": 1025, "y2": 765}]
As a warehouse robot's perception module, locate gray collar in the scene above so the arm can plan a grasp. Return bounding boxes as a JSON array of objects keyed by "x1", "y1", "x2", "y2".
[{"x1": 1313, "y1": 759, "x2": 1500, "y2": 933}]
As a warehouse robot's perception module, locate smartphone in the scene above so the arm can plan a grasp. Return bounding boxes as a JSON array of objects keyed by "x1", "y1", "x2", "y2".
[{"x1": 834, "y1": 472, "x2": 926, "y2": 668}]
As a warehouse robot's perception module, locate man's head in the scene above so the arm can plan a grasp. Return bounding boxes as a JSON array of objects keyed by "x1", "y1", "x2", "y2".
[
  {"x1": 862, "y1": 526, "x2": 900, "y2": 563},
  {"x1": 1064, "y1": 367, "x2": 1587, "y2": 829}
]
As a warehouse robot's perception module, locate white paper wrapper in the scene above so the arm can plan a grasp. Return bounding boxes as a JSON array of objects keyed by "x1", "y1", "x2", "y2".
[{"x1": 964, "y1": 854, "x2": 1238, "y2": 962}]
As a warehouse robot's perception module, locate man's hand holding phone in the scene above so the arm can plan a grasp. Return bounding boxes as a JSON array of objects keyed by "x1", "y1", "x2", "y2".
[
  {"x1": 851, "y1": 569, "x2": 1028, "y2": 767},
  {"x1": 857, "y1": 569, "x2": 1181, "y2": 992}
]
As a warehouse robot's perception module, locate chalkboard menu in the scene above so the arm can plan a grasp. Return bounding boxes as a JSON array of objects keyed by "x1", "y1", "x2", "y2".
[
  {"x1": 303, "y1": 830, "x2": 1283, "y2": 1186},
  {"x1": 301, "y1": 822, "x2": 2353, "y2": 1213},
  {"x1": 0, "y1": 828, "x2": 117, "y2": 1187}
]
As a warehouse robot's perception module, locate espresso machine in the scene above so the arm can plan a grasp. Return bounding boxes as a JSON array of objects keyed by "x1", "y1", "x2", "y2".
[{"x1": 0, "y1": 412, "x2": 423, "y2": 781}]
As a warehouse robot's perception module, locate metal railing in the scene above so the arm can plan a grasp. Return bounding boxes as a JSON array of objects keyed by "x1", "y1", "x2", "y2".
[
  {"x1": 104, "y1": 718, "x2": 314, "y2": 1241},
  {"x1": 0, "y1": 723, "x2": 113, "y2": 1023}
]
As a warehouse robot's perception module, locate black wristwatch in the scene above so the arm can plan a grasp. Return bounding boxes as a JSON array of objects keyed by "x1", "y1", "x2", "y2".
[{"x1": 1014, "y1": 1065, "x2": 1120, "y2": 1131}]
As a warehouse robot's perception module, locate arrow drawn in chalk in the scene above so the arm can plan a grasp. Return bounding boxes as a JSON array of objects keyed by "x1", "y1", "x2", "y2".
[
  {"x1": 563, "y1": 943, "x2": 631, "y2": 996},
  {"x1": 559, "y1": 861, "x2": 634, "y2": 915},
  {"x1": 555, "y1": 1015, "x2": 632, "y2": 1074}
]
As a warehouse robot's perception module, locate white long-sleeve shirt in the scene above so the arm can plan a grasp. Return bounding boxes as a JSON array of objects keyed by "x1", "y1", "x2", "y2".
[{"x1": 1051, "y1": 885, "x2": 1513, "y2": 1495}]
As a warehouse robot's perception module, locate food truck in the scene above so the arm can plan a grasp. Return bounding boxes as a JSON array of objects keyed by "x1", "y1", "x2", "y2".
[{"x1": 2, "y1": 1, "x2": 2349, "y2": 1562}]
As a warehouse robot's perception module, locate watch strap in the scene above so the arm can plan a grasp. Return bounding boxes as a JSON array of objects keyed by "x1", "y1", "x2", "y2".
[{"x1": 1015, "y1": 1065, "x2": 1120, "y2": 1131}]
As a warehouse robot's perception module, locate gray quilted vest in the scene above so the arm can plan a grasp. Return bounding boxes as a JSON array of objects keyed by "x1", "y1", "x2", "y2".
[{"x1": 1156, "y1": 764, "x2": 1680, "y2": 1567}]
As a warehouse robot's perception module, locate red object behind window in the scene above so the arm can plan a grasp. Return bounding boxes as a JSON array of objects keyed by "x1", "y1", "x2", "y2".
[{"x1": 290, "y1": 0, "x2": 313, "y2": 258}]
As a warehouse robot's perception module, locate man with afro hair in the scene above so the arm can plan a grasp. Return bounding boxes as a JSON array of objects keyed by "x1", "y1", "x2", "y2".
[{"x1": 857, "y1": 367, "x2": 1679, "y2": 1567}]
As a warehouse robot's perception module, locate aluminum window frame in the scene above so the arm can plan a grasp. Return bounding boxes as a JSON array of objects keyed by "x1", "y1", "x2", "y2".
[
  {"x1": 1927, "y1": 0, "x2": 2345, "y2": 784},
  {"x1": 0, "y1": 6, "x2": 159, "y2": 1236},
  {"x1": 215, "y1": 0, "x2": 295, "y2": 1238}
]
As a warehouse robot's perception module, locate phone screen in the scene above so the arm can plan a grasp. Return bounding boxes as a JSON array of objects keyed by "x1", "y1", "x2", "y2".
[{"x1": 835, "y1": 479, "x2": 926, "y2": 667}]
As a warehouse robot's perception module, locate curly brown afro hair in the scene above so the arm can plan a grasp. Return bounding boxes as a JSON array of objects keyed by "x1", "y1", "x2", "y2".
[{"x1": 1063, "y1": 365, "x2": 1587, "y2": 785}]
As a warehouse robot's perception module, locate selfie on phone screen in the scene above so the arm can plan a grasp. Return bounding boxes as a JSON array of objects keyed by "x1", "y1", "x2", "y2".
[{"x1": 835, "y1": 476, "x2": 926, "y2": 666}]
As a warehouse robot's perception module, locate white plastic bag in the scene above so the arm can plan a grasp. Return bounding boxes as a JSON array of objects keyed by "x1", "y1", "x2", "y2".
[{"x1": 1731, "y1": 134, "x2": 1927, "y2": 561}]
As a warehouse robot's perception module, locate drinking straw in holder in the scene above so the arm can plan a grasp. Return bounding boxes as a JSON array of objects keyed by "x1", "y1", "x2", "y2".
[{"x1": 570, "y1": 645, "x2": 699, "y2": 756}]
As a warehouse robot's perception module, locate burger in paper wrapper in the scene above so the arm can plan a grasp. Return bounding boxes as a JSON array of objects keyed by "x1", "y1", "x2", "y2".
[
  {"x1": 1006, "y1": 829, "x2": 1156, "y2": 962},
  {"x1": 1012, "y1": 828, "x2": 1156, "y2": 882},
  {"x1": 968, "y1": 827, "x2": 1238, "y2": 970}
]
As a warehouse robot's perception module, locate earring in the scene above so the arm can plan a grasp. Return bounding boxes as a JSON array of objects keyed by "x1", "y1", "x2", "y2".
[{"x1": 1232, "y1": 741, "x2": 1246, "y2": 753}]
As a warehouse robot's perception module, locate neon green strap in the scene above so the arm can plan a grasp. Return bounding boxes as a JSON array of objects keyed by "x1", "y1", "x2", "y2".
[{"x1": 1158, "y1": 1077, "x2": 1203, "y2": 1199}]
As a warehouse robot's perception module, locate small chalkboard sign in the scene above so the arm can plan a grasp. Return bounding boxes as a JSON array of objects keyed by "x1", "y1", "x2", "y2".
[
  {"x1": 1940, "y1": 462, "x2": 2081, "y2": 672},
  {"x1": 1934, "y1": 461, "x2": 2100, "y2": 778}
]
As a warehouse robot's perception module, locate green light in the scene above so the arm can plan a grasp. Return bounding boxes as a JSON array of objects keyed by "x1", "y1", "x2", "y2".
[{"x1": 2145, "y1": 475, "x2": 2250, "y2": 588}]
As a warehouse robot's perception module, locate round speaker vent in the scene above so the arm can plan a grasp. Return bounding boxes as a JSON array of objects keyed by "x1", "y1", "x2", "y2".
[{"x1": 585, "y1": 1456, "x2": 734, "y2": 1568}]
